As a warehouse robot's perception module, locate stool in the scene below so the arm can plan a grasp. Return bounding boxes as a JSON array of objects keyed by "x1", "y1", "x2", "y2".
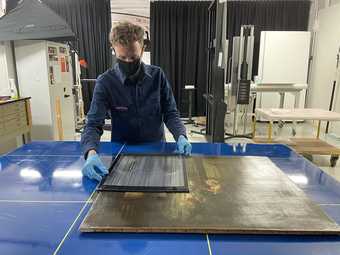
[{"x1": 183, "y1": 85, "x2": 196, "y2": 125}]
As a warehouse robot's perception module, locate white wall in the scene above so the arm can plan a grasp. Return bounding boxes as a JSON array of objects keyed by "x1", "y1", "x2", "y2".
[
  {"x1": 0, "y1": 41, "x2": 17, "y2": 96},
  {"x1": 0, "y1": 42, "x2": 12, "y2": 95},
  {"x1": 5, "y1": 44, "x2": 15, "y2": 80},
  {"x1": 308, "y1": 2, "x2": 340, "y2": 135}
]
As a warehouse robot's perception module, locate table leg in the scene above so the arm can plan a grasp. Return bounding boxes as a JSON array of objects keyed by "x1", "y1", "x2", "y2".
[
  {"x1": 268, "y1": 121, "x2": 273, "y2": 142},
  {"x1": 24, "y1": 132, "x2": 31, "y2": 144},
  {"x1": 292, "y1": 121, "x2": 297, "y2": 136},
  {"x1": 317, "y1": 120, "x2": 321, "y2": 139},
  {"x1": 252, "y1": 115, "x2": 256, "y2": 138},
  {"x1": 294, "y1": 91, "x2": 301, "y2": 108},
  {"x1": 330, "y1": 155, "x2": 339, "y2": 167},
  {"x1": 279, "y1": 93, "x2": 285, "y2": 108},
  {"x1": 24, "y1": 99, "x2": 32, "y2": 144}
]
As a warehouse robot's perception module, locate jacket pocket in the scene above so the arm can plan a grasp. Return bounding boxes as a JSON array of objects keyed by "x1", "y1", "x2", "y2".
[{"x1": 143, "y1": 97, "x2": 160, "y2": 116}]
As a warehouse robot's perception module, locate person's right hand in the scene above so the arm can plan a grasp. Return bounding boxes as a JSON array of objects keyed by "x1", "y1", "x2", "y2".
[{"x1": 82, "y1": 152, "x2": 108, "y2": 182}]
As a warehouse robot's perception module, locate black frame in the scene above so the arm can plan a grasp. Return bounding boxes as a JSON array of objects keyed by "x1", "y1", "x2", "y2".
[
  {"x1": 205, "y1": 0, "x2": 227, "y2": 143},
  {"x1": 98, "y1": 153, "x2": 189, "y2": 193}
]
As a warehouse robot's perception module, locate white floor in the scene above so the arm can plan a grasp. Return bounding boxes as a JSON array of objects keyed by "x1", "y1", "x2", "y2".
[{"x1": 75, "y1": 119, "x2": 340, "y2": 182}]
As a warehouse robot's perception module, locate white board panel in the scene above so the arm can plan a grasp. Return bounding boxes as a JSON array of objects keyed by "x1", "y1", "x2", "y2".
[
  {"x1": 0, "y1": 43, "x2": 10, "y2": 96},
  {"x1": 258, "y1": 31, "x2": 311, "y2": 84},
  {"x1": 15, "y1": 40, "x2": 54, "y2": 140}
]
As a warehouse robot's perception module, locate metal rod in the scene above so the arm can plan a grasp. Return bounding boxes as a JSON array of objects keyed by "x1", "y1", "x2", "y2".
[
  {"x1": 326, "y1": 48, "x2": 340, "y2": 133},
  {"x1": 233, "y1": 107, "x2": 237, "y2": 136},
  {"x1": 326, "y1": 81, "x2": 336, "y2": 133},
  {"x1": 279, "y1": 92, "x2": 285, "y2": 108},
  {"x1": 188, "y1": 90, "x2": 193, "y2": 121},
  {"x1": 252, "y1": 114, "x2": 256, "y2": 138},
  {"x1": 268, "y1": 121, "x2": 273, "y2": 142},
  {"x1": 243, "y1": 105, "x2": 248, "y2": 134},
  {"x1": 317, "y1": 120, "x2": 321, "y2": 139}
]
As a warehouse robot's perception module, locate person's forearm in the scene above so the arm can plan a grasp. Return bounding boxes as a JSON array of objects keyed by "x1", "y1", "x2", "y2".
[
  {"x1": 164, "y1": 111, "x2": 187, "y2": 141},
  {"x1": 159, "y1": 69, "x2": 186, "y2": 140},
  {"x1": 81, "y1": 125, "x2": 103, "y2": 158},
  {"x1": 80, "y1": 80, "x2": 108, "y2": 158}
]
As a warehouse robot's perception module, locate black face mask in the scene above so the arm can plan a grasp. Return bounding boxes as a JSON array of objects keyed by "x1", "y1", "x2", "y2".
[{"x1": 117, "y1": 58, "x2": 141, "y2": 77}]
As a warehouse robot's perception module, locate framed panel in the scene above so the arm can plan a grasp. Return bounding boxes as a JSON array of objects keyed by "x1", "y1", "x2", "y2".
[
  {"x1": 81, "y1": 156, "x2": 340, "y2": 234},
  {"x1": 98, "y1": 154, "x2": 189, "y2": 193}
]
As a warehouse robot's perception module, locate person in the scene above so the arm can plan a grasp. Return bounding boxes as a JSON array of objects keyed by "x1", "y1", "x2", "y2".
[{"x1": 80, "y1": 22, "x2": 192, "y2": 181}]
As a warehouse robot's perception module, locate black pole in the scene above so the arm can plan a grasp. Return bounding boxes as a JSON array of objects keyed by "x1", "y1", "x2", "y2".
[
  {"x1": 325, "y1": 81, "x2": 337, "y2": 133},
  {"x1": 10, "y1": 40, "x2": 26, "y2": 143},
  {"x1": 211, "y1": 0, "x2": 227, "y2": 142},
  {"x1": 325, "y1": 49, "x2": 340, "y2": 134}
]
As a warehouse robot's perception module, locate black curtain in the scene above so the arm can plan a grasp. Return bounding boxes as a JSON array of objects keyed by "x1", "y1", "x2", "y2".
[
  {"x1": 150, "y1": 1, "x2": 210, "y2": 117},
  {"x1": 227, "y1": 0, "x2": 311, "y2": 79},
  {"x1": 44, "y1": 0, "x2": 112, "y2": 114}
]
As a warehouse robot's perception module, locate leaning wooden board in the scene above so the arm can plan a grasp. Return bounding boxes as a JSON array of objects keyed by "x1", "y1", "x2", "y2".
[{"x1": 80, "y1": 156, "x2": 340, "y2": 235}]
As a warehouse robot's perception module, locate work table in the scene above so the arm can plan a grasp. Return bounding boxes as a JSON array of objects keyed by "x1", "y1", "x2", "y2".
[
  {"x1": 0, "y1": 141, "x2": 340, "y2": 254},
  {"x1": 0, "y1": 97, "x2": 31, "y2": 105}
]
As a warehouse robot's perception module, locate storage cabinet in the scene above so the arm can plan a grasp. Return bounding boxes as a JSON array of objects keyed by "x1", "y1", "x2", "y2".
[{"x1": 0, "y1": 97, "x2": 31, "y2": 142}]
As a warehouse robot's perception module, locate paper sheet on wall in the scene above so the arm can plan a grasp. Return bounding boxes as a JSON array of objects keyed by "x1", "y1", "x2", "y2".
[{"x1": 60, "y1": 57, "x2": 66, "y2": 72}]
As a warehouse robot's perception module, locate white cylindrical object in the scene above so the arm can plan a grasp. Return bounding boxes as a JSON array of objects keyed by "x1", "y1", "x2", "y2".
[{"x1": 9, "y1": 78, "x2": 18, "y2": 99}]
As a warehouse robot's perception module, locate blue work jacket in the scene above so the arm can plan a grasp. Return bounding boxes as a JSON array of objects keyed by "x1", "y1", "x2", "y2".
[{"x1": 80, "y1": 62, "x2": 186, "y2": 156}]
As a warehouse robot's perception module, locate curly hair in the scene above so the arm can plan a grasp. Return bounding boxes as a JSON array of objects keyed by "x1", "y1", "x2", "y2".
[{"x1": 110, "y1": 22, "x2": 144, "y2": 47}]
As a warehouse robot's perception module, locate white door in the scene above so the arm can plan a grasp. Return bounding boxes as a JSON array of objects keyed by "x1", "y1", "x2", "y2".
[
  {"x1": 48, "y1": 43, "x2": 76, "y2": 140},
  {"x1": 59, "y1": 48, "x2": 76, "y2": 140}
]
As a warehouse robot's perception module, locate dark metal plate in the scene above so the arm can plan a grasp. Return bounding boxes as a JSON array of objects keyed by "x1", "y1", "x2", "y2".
[
  {"x1": 80, "y1": 156, "x2": 340, "y2": 235},
  {"x1": 98, "y1": 154, "x2": 188, "y2": 193}
]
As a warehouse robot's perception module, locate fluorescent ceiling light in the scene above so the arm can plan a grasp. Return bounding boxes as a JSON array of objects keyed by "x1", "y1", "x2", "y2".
[
  {"x1": 53, "y1": 169, "x2": 82, "y2": 179},
  {"x1": 20, "y1": 168, "x2": 42, "y2": 180}
]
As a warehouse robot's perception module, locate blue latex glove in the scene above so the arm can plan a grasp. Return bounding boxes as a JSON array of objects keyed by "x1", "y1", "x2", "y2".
[
  {"x1": 82, "y1": 154, "x2": 108, "y2": 182},
  {"x1": 177, "y1": 135, "x2": 192, "y2": 156}
]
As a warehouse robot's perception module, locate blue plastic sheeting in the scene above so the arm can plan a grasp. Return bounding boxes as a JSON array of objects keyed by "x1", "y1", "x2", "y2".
[
  {"x1": 0, "y1": 202, "x2": 84, "y2": 255},
  {"x1": 209, "y1": 234, "x2": 340, "y2": 255},
  {"x1": 122, "y1": 142, "x2": 294, "y2": 158},
  {"x1": 271, "y1": 157, "x2": 340, "y2": 204},
  {"x1": 6, "y1": 141, "x2": 295, "y2": 158},
  {"x1": 210, "y1": 204, "x2": 340, "y2": 255},
  {"x1": 0, "y1": 155, "x2": 102, "y2": 201},
  {"x1": 6, "y1": 141, "x2": 124, "y2": 157},
  {"x1": 55, "y1": 204, "x2": 210, "y2": 255},
  {"x1": 0, "y1": 141, "x2": 340, "y2": 255},
  {"x1": 322, "y1": 205, "x2": 340, "y2": 225}
]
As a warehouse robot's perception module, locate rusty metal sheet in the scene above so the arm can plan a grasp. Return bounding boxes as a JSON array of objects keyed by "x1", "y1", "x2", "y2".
[
  {"x1": 80, "y1": 156, "x2": 340, "y2": 235},
  {"x1": 99, "y1": 154, "x2": 188, "y2": 192}
]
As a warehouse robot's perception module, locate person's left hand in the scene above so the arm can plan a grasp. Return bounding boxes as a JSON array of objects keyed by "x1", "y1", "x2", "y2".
[{"x1": 177, "y1": 135, "x2": 192, "y2": 156}]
